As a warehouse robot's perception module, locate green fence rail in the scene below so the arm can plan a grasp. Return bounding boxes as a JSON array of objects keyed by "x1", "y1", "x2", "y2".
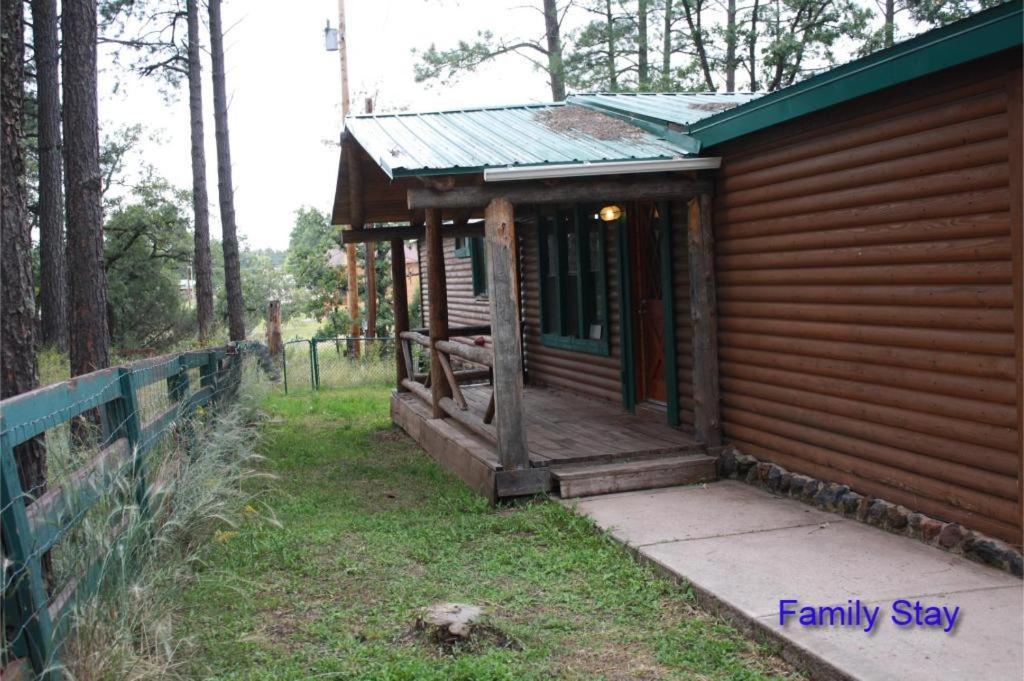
[{"x1": 0, "y1": 342, "x2": 269, "y2": 679}]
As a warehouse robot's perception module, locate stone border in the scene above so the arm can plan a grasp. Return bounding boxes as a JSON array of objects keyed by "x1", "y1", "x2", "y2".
[{"x1": 715, "y1": 446, "x2": 1023, "y2": 578}]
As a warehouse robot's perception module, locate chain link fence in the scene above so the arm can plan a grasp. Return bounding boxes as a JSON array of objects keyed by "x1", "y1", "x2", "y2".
[{"x1": 282, "y1": 337, "x2": 414, "y2": 392}]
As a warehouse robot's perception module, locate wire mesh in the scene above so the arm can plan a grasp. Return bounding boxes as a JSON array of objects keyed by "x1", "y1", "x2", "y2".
[
  {"x1": 282, "y1": 337, "x2": 402, "y2": 392},
  {"x1": 0, "y1": 348, "x2": 272, "y2": 677}
]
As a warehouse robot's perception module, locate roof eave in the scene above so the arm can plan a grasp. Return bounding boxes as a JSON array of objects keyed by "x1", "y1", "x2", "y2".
[{"x1": 690, "y1": 1, "x2": 1023, "y2": 148}]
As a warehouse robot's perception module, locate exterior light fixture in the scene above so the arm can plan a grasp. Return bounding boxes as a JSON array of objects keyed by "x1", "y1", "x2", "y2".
[
  {"x1": 324, "y1": 20, "x2": 339, "y2": 51},
  {"x1": 599, "y1": 205, "x2": 622, "y2": 222}
]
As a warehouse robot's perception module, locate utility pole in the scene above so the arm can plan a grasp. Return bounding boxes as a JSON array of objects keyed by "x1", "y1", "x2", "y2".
[
  {"x1": 360, "y1": 98, "x2": 376, "y2": 337},
  {"x1": 337, "y1": 0, "x2": 361, "y2": 347}
]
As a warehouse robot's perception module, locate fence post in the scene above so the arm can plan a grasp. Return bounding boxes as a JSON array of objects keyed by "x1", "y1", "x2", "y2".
[
  {"x1": 106, "y1": 367, "x2": 148, "y2": 519},
  {"x1": 311, "y1": 340, "x2": 321, "y2": 390},
  {"x1": 166, "y1": 360, "x2": 190, "y2": 404},
  {"x1": 282, "y1": 344, "x2": 289, "y2": 394},
  {"x1": 200, "y1": 351, "x2": 220, "y2": 409},
  {"x1": 0, "y1": 436, "x2": 58, "y2": 678},
  {"x1": 266, "y1": 300, "x2": 283, "y2": 360}
]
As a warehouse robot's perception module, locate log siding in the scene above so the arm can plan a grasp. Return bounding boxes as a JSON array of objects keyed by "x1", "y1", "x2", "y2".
[{"x1": 711, "y1": 54, "x2": 1022, "y2": 544}]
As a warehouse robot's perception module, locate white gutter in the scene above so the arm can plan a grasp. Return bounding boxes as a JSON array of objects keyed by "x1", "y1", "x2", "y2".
[{"x1": 482, "y1": 157, "x2": 721, "y2": 182}]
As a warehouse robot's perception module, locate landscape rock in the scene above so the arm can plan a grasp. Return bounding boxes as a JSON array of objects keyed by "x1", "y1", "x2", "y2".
[
  {"x1": 963, "y1": 537, "x2": 1005, "y2": 569},
  {"x1": 886, "y1": 505, "x2": 910, "y2": 531},
  {"x1": 919, "y1": 517, "x2": 944, "y2": 542},
  {"x1": 1008, "y1": 552, "x2": 1023, "y2": 578},
  {"x1": 734, "y1": 453, "x2": 757, "y2": 477},
  {"x1": 801, "y1": 479, "x2": 821, "y2": 503},
  {"x1": 937, "y1": 523, "x2": 965, "y2": 550},
  {"x1": 717, "y1": 449, "x2": 737, "y2": 478},
  {"x1": 840, "y1": 491, "x2": 862, "y2": 517},
  {"x1": 865, "y1": 500, "x2": 890, "y2": 527},
  {"x1": 788, "y1": 475, "x2": 810, "y2": 499}
]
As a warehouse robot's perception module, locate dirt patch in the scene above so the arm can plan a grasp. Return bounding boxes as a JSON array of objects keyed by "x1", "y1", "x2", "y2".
[
  {"x1": 556, "y1": 640, "x2": 669, "y2": 680},
  {"x1": 535, "y1": 106, "x2": 645, "y2": 141},
  {"x1": 372, "y1": 427, "x2": 411, "y2": 444}
]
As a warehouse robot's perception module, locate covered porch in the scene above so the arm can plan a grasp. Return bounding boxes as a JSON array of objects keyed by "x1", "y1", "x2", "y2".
[
  {"x1": 333, "y1": 100, "x2": 733, "y2": 500},
  {"x1": 391, "y1": 382, "x2": 711, "y2": 501}
]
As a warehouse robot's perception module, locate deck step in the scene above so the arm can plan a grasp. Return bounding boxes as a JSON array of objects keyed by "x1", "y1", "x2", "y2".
[{"x1": 551, "y1": 453, "x2": 717, "y2": 498}]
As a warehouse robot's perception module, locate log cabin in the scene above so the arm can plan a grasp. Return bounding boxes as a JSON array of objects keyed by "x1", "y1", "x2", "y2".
[{"x1": 331, "y1": 2, "x2": 1024, "y2": 545}]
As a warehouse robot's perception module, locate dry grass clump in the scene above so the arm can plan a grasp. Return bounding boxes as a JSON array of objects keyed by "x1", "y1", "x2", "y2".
[{"x1": 44, "y1": 363, "x2": 277, "y2": 680}]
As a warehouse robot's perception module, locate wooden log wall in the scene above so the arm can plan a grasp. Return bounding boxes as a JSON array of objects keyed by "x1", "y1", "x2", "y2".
[
  {"x1": 710, "y1": 54, "x2": 1022, "y2": 544},
  {"x1": 518, "y1": 217, "x2": 623, "y2": 403},
  {"x1": 418, "y1": 237, "x2": 492, "y2": 346}
]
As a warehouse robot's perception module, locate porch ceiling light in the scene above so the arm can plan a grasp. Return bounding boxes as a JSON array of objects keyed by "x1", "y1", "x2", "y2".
[
  {"x1": 483, "y1": 157, "x2": 722, "y2": 182},
  {"x1": 599, "y1": 205, "x2": 622, "y2": 222}
]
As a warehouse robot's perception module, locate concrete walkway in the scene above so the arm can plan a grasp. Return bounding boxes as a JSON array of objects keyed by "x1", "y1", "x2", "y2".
[{"x1": 565, "y1": 481, "x2": 1023, "y2": 681}]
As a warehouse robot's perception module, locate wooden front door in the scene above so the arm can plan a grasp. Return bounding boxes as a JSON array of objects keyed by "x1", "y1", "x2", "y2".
[{"x1": 632, "y1": 204, "x2": 667, "y2": 403}]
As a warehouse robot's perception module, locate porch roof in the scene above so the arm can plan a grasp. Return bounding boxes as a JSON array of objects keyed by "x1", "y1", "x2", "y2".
[{"x1": 345, "y1": 102, "x2": 697, "y2": 180}]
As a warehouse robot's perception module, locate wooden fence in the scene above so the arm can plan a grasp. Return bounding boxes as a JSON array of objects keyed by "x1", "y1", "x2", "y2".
[{"x1": 0, "y1": 342, "x2": 266, "y2": 679}]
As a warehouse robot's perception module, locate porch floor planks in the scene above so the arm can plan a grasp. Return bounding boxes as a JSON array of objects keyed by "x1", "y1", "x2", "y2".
[{"x1": 461, "y1": 384, "x2": 699, "y2": 465}]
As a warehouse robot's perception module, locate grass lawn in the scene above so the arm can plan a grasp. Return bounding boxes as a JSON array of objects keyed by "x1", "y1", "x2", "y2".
[{"x1": 179, "y1": 386, "x2": 798, "y2": 680}]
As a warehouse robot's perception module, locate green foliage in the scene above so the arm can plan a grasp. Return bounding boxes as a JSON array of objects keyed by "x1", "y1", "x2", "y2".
[
  {"x1": 176, "y1": 387, "x2": 794, "y2": 679},
  {"x1": 412, "y1": 0, "x2": 1001, "y2": 95},
  {"x1": 104, "y1": 180, "x2": 195, "y2": 350},
  {"x1": 285, "y1": 207, "x2": 348, "y2": 335}
]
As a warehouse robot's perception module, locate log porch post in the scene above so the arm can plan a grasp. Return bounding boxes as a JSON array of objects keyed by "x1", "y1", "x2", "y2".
[
  {"x1": 425, "y1": 208, "x2": 450, "y2": 417},
  {"x1": 484, "y1": 197, "x2": 529, "y2": 470},
  {"x1": 391, "y1": 236, "x2": 409, "y2": 391},
  {"x1": 687, "y1": 193, "x2": 722, "y2": 447}
]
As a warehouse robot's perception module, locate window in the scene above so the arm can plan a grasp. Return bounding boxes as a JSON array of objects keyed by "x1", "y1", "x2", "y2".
[
  {"x1": 538, "y1": 204, "x2": 610, "y2": 355},
  {"x1": 470, "y1": 237, "x2": 488, "y2": 297},
  {"x1": 455, "y1": 236, "x2": 488, "y2": 297}
]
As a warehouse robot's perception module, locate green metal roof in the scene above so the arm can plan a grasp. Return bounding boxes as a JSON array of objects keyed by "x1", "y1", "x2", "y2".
[
  {"x1": 568, "y1": 92, "x2": 761, "y2": 129},
  {"x1": 691, "y1": 0, "x2": 1023, "y2": 148},
  {"x1": 346, "y1": 103, "x2": 695, "y2": 178}
]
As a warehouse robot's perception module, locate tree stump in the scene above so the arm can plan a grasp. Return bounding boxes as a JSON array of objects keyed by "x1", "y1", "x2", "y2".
[{"x1": 418, "y1": 603, "x2": 483, "y2": 646}]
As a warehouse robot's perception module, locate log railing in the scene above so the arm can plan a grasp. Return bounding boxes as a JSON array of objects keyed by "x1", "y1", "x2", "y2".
[{"x1": 398, "y1": 325, "x2": 497, "y2": 442}]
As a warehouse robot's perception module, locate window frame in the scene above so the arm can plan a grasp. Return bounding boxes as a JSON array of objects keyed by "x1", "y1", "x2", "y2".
[
  {"x1": 470, "y1": 237, "x2": 488, "y2": 298},
  {"x1": 453, "y1": 236, "x2": 471, "y2": 258},
  {"x1": 537, "y1": 204, "x2": 610, "y2": 356}
]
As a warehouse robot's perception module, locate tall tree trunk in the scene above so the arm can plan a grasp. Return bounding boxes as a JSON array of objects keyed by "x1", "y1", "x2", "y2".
[
  {"x1": 187, "y1": 0, "x2": 214, "y2": 342},
  {"x1": 680, "y1": 0, "x2": 715, "y2": 91},
  {"x1": 209, "y1": 0, "x2": 245, "y2": 341},
  {"x1": 63, "y1": 0, "x2": 110, "y2": 376},
  {"x1": 32, "y1": 0, "x2": 68, "y2": 353},
  {"x1": 637, "y1": 0, "x2": 649, "y2": 89},
  {"x1": 606, "y1": 0, "x2": 618, "y2": 90},
  {"x1": 747, "y1": 0, "x2": 760, "y2": 91},
  {"x1": 662, "y1": 0, "x2": 673, "y2": 88},
  {"x1": 3, "y1": 0, "x2": 48, "y2": 498},
  {"x1": 725, "y1": 0, "x2": 737, "y2": 91},
  {"x1": 884, "y1": 0, "x2": 895, "y2": 47},
  {"x1": 542, "y1": 0, "x2": 566, "y2": 101}
]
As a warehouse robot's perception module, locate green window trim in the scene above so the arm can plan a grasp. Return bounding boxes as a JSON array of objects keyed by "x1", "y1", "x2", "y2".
[
  {"x1": 470, "y1": 237, "x2": 488, "y2": 298},
  {"x1": 455, "y1": 236, "x2": 488, "y2": 297},
  {"x1": 537, "y1": 204, "x2": 611, "y2": 357}
]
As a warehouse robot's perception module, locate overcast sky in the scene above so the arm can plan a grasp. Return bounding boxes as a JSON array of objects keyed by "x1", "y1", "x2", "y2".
[
  {"x1": 99, "y1": 0, "x2": 552, "y2": 251},
  {"x1": 98, "y1": 0, "x2": 919, "y2": 251}
]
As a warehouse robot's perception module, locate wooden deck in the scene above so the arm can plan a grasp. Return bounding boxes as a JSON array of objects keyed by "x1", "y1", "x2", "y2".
[{"x1": 391, "y1": 384, "x2": 704, "y2": 500}]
